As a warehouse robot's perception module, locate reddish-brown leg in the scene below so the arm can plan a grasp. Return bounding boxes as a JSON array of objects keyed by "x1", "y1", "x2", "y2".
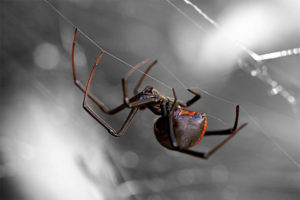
[
  {"x1": 72, "y1": 28, "x2": 127, "y2": 114},
  {"x1": 169, "y1": 88, "x2": 201, "y2": 115},
  {"x1": 177, "y1": 89, "x2": 201, "y2": 108},
  {"x1": 120, "y1": 59, "x2": 161, "y2": 108},
  {"x1": 167, "y1": 105, "x2": 247, "y2": 159},
  {"x1": 177, "y1": 122, "x2": 247, "y2": 159},
  {"x1": 122, "y1": 59, "x2": 151, "y2": 105},
  {"x1": 82, "y1": 55, "x2": 160, "y2": 136},
  {"x1": 169, "y1": 88, "x2": 178, "y2": 116},
  {"x1": 205, "y1": 105, "x2": 240, "y2": 136},
  {"x1": 133, "y1": 60, "x2": 158, "y2": 95},
  {"x1": 82, "y1": 56, "x2": 139, "y2": 137}
]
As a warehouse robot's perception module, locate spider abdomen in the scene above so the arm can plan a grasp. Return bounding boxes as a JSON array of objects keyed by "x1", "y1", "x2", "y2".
[{"x1": 153, "y1": 109, "x2": 207, "y2": 150}]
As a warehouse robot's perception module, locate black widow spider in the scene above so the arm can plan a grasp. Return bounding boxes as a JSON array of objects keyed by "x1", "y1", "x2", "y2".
[{"x1": 72, "y1": 28, "x2": 247, "y2": 159}]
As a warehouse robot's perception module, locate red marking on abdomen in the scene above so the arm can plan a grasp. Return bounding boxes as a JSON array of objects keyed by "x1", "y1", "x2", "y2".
[
  {"x1": 179, "y1": 109, "x2": 196, "y2": 116},
  {"x1": 202, "y1": 119, "x2": 207, "y2": 136}
]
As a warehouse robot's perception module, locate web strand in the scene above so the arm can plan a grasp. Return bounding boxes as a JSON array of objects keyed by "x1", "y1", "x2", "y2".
[
  {"x1": 241, "y1": 107, "x2": 300, "y2": 169},
  {"x1": 159, "y1": 61, "x2": 189, "y2": 90},
  {"x1": 164, "y1": 0, "x2": 206, "y2": 32},
  {"x1": 175, "y1": 0, "x2": 298, "y2": 108},
  {"x1": 259, "y1": 47, "x2": 300, "y2": 61},
  {"x1": 43, "y1": 0, "x2": 233, "y2": 126},
  {"x1": 166, "y1": 0, "x2": 261, "y2": 61},
  {"x1": 159, "y1": 62, "x2": 230, "y2": 125},
  {"x1": 164, "y1": 0, "x2": 300, "y2": 169},
  {"x1": 43, "y1": 0, "x2": 300, "y2": 169},
  {"x1": 42, "y1": 0, "x2": 172, "y2": 90}
]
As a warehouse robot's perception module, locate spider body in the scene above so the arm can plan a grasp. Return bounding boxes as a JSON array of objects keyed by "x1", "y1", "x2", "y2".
[
  {"x1": 72, "y1": 28, "x2": 247, "y2": 159},
  {"x1": 154, "y1": 109, "x2": 207, "y2": 150},
  {"x1": 133, "y1": 86, "x2": 174, "y2": 114},
  {"x1": 135, "y1": 86, "x2": 206, "y2": 149}
]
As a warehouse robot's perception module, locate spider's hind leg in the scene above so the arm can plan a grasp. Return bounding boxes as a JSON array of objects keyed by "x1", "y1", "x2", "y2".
[
  {"x1": 168, "y1": 105, "x2": 247, "y2": 159},
  {"x1": 174, "y1": 122, "x2": 247, "y2": 159},
  {"x1": 205, "y1": 105, "x2": 241, "y2": 136}
]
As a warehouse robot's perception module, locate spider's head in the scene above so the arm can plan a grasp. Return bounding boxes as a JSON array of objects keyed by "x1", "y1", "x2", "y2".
[
  {"x1": 142, "y1": 86, "x2": 161, "y2": 97},
  {"x1": 143, "y1": 85, "x2": 154, "y2": 93}
]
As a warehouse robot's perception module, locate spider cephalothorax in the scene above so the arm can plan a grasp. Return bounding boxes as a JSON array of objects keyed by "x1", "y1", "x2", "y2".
[
  {"x1": 137, "y1": 86, "x2": 176, "y2": 115},
  {"x1": 72, "y1": 28, "x2": 247, "y2": 159}
]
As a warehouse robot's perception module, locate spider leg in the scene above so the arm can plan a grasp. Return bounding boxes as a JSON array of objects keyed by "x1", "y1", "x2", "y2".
[
  {"x1": 122, "y1": 59, "x2": 159, "y2": 108},
  {"x1": 178, "y1": 89, "x2": 201, "y2": 108},
  {"x1": 128, "y1": 96, "x2": 159, "y2": 107},
  {"x1": 121, "y1": 59, "x2": 158, "y2": 105},
  {"x1": 165, "y1": 105, "x2": 247, "y2": 159},
  {"x1": 169, "y1": 88, "x2": 178, "y2": 116},
  {"x1": 122, "y1": 59, "x2": 151, "y2": 105},
  {"x1": 176, "y1": 123, "x2": 247, "y2": 159},
  {"x1": 133, "y1": 60, "x2": 158, "y2": 95},
  {"x1": 84, "y1": 104, "x2": 139, "y2": 137},
  {"x1": 162, "y1": 101, "x2": 179, "y2": 147},
  {"x1": 205, "y1": 105, "x2": 243, "y2": 136},
  {"x1": 168, "y1": 88, "x2": 201, "y2": 116},
  {"x1": 72, "y1": 28, "x2": 126, "y2": 115},
  {"x1": 83, "y1": 57, "x2": 139, "y2": 137}
]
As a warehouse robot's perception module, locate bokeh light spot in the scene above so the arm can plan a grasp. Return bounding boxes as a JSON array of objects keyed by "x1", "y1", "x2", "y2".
[
  {"x1": 33, "y1": 42, "x2": 60, "y2": 70},
  {"x1": 120, "y1": 151, "x2": 140, "y2": 168},
  {"x1": 210, "y1": 165, "x2": 229, "y2": 182},
  {"x1": 222, "y1": 185, "x2": 238, "y2": 200},
  {"x1": 177, "y1": 168, "x2": 196, "y2": 185}
]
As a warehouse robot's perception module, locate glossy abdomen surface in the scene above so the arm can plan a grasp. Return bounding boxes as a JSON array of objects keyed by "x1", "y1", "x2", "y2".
[{"x1": 154, "y1": 109, "x2": 207, "y2": 150}]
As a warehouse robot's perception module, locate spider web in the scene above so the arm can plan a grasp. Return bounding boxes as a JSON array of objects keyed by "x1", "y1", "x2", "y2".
[
  {"x1": 165, "y1": 0, "x2": 300, "y2": 167},
  {"x1": 2, "y1": 0, "x2": 300, "y2": 200},
  {"x1": 47, "y1": 0, "x2": 300, "y2": 196},
  {"x1": 44, "y1": 0, "x2": 300, "y2": 167}
]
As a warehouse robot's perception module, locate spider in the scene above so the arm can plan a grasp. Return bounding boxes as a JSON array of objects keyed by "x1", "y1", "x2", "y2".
[{"x1": 72, "y1": 28, "x2": 247, "y2": 159}]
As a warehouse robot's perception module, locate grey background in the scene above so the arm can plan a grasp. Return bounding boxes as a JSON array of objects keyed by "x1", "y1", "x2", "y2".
[{"x1": 1, "y1": 0, "x2": 300, "y2": 200}]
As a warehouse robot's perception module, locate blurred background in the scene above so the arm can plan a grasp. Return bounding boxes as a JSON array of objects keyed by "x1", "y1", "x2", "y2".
[{"x1": 1, "y1": 0, "x2": 300, "y2": 199}]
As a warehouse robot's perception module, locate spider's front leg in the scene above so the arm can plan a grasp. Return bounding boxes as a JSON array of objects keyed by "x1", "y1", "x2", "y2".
[
  {"x1": 82, "y1": 56, "x2": 139, "y2": 137},
  {"x1": 82, "y1": 56, "x2": 161, "y2": 137},
  {"x1": 122, "y1": 59, "x2": 158, "y2": 106},
  {"x1": 72, "y1": 28, "x2": 128, "y2": 115},
  {"x1": 73, "y1": 28, "x2": 151, "y2": 115}
]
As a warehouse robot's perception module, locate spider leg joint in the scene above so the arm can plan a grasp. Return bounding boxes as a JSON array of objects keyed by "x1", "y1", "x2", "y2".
[{"x1": 124, "y1": 97, "x2": 131, "y2": 107}]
